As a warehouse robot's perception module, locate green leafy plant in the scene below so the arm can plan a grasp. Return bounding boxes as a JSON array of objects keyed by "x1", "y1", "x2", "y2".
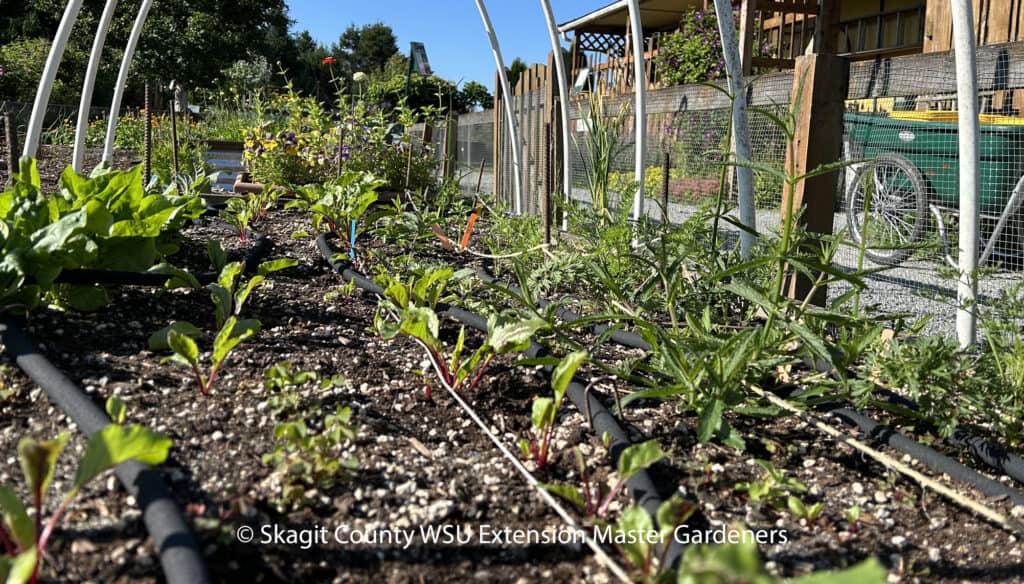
[
  {"x1": 605, "y1": 496, "x2": 696, "y2": 581},
  {"x1": 734, "y1": 460, "x2": 807, "y2": 510},
  {"x1": 0, "y1": 158, "x2": 204, "y2": 312},
  {"x1": 519, "y1": 350, "x2": 588, "y2": 468},
  {"x1": 545, "y1": 440, "x2": 665, "y2": 519},
  {"x1": 786, "y1": 495, "x2": 824, "y2": 522},
  {"x1": 676, "y1": 533, "x2": 885, "y2": 583},
  {"x1": 374, "y1": 267, "x2": 547, "y2": 398},
  {"x1": 263, "y1": 361, "x2": 345, "y2": 419},
  {"x1": 150, "y1": 258, "x2": 296, "y2": 394},
  {"x1": 291, "y1": 170, "x2": 385, "y2": 253},
  {"x1": 843, "y1": 504, "x2": 862, "y2": 534},
  {"x1": 0, "y1": 425, "x2": 171, "y2": 583},
  {"x1": 262, "y1": 407, "x2": 359, "y2": 508}
]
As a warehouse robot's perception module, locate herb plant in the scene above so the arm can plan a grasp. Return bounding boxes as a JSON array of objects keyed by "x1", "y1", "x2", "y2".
[{"x1": 262, "y1": 407, "x2": 359, "y2": 508}]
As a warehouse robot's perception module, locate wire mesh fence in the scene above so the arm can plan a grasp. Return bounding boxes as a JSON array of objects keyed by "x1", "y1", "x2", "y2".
[{"x1": 474, "y1": 46, "x2": 1024, "y2": 338}]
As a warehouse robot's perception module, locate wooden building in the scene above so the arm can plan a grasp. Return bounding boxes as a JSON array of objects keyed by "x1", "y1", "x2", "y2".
[{"x1": 557, "y1": 0, "x2": 1024, "y2": 94}]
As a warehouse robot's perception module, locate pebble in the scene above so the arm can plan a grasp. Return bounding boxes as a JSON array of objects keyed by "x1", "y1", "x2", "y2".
[
  {"x1": 211, "y1": 431, "x2": 224, "y2": 441},
  {"x1": 891, "y1": 535, "x2": 907, "y2": 547},
  {"x1": 851, "y1": 482, "x2": 864, "y2": 495},
  {"x1": 874, "y1": 490, "x2": 888, "y2": 504}
]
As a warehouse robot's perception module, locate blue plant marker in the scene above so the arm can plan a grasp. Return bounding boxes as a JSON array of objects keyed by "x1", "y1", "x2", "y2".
[{"x1": 349, "y1": 219, "x2": 357, "y2": 259}]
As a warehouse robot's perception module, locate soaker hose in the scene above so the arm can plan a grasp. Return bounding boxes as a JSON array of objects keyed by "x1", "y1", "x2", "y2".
[
  {"x1": 0, "y1": 319, "x2": 210, "y2": 584},
  {"x1": 316, "y1": 233, "x2": 687, "y2": 566},
  {"x1": 52, "y1": 233, "x2": 272, "y2": 287}
]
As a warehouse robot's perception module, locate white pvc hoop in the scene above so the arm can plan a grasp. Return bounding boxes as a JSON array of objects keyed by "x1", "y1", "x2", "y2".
[
  {"x1": 104, "y1": 0, "x2": 154, "y2": 164},
  {"x1": 949, "y1": 0, "x2": 980, "y2": 347},
  {"x1": 539, "y1": 0, "x2": 572, "y2": 211},
  {"x1": 712, "y1": 0, "x2": 756, "y2": 258},
  {"x1": 625, "y1": 0, "x2": 647, "y2": 222},
  {"x1": 475, "y1": 0, "x2": 524, "y2": 215},
  {"x1": 23, "y1": 0, "x2": 86, "y2": 159},
  {"x1": 73, "y1": 0, "x2": 119, "y2": 173}
]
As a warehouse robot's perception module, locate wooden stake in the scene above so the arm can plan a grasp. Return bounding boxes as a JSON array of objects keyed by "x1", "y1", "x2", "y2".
[{"x1": 782, "y1": 53, "x2": 848, "y2": 306}]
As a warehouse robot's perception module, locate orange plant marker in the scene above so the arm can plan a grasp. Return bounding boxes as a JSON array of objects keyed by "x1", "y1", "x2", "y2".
[{"x1": 459, "y1": 212, "x2": 479, "y2": 252}]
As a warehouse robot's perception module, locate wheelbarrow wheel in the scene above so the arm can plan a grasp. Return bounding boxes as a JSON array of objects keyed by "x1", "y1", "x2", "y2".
[{"x1": 846, "y1": 153, "x2": 927, "y2": 265}]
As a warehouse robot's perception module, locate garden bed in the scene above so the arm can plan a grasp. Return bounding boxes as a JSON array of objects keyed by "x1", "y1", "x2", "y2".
[{"x1": 2, "y1": 204, "x2": 1020, "y2": 582}]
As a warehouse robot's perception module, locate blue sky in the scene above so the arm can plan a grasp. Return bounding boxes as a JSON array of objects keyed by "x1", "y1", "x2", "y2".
[{"x1": 288, "y1": 0, "x2": 610, "y2": 88}]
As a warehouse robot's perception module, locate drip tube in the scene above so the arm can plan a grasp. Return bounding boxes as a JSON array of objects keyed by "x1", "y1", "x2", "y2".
[{"x1": 0, "y1": 320, "x2": 210, "y2": 584}]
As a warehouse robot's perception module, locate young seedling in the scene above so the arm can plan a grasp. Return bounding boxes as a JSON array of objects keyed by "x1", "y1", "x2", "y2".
[
  {"x1": 843, "y1": 504, "x2": 862, "y2": 534},
  {"x1": 518, "y1": 350, "x2": 588, "y2": 468},
  {"x1": 374, "y1": 268, "x2": 547, "y2": 398},
  {"x1": 262, "y1": 406, "x2": 359, "y2": 508},
  {"x1": 605, "y1": 496, "x2": 696, "y2": 581},
  {"x1": 544, "y1": 440, "x2": 665, "y2": 519},
  {"x1": 734, "y1": 459, "x2": 807, "y2": 511},
  {"x1": 150, "y1": 258, "x2": 297, "y2": 395},
  {"x1": 0, "y1": 425, "x2": 171, "y2": 583},
  {"x1": 787, "y1": 495, "x2": 825, "y2": 523}
]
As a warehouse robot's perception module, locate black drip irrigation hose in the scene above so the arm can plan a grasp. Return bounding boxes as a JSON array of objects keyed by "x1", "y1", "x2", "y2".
[
  {"x1": 870, "y1": 387, "x2": 1024, "y2": 488},
  {"x1": 472, "y1": 265, "x2": 1024, "y2": 509},
  {"x1": 316, "y1": 234, "x2": 687, "y2": 566},
  {"x1": 52, "y1": 233, "x2": 272, "y2": 288},
  {"x1": 824, "y1": 406, "x2": 1024, "y2": 507},
  {"x1": 801, "y1": 355, "x2": 1024, "y2": 491},
  {"x1": 0, "y1": 319, "x2": 210, "y2": 584}
]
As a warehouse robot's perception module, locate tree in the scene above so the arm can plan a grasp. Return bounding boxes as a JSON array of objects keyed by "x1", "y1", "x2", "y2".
[
  {"x1": 331, "y1": 22, "x2": 398, "y2": 77},
  {"x1": 459, "y1": 81, "x2": 493, "y2": 111},
  {"x1": 508, "y1": 57, "x2": 528, "y2": 88}
]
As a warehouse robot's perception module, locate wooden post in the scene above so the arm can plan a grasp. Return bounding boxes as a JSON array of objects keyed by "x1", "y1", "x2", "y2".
[
  {"x1": 739, "y1": 0, "x2": 757, "y2": 75},
  {"x1": 543, "y1": 122, "x2": 552, "y2": 244},
  {"x1": 782, "y1": 53, "x2": 848, "y2": 306},
  {"x1": 442, "y1": 115, "x2": 458, "y2": 180},
  {"x1": 493, "y1": 70, "x2": 504, "y2": 205}
]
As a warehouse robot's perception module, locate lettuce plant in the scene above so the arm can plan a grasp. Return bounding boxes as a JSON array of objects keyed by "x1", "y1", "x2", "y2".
[
  {"x1": 0, "y1": 425, "x2": 171, "y2": 583},
  {"x1": 150, "y1": 258, "x2": 296, "y2": 394},
  {"x1": 519, "y1": 350, "x2": 588, "y2": 468},
  {"x1": 0, "y1": 158, "x2": 203, "y2": 312}
]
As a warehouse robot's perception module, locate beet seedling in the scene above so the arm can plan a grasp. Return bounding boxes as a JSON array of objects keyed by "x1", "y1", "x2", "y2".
[
  {"x1": 603, "y1": 496, "x2": 695, "y2": 581},
  {"x1": 150, "y1": 258, "x2": 297, "y2": 395},
  {"x1": 0, "y1": 425, "x2": 171, "y2": 583},
  {"x1": 519, "y1": 350, "x2": 588, "y2": 468},
  {"x1": 374, "y1": 268, "x2": 547, "y2": 397},
  {"x1": 544, "y1": 440, "x2": 665, "y2": 519}
]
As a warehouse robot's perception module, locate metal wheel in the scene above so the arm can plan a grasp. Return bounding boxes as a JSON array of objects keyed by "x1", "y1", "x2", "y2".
[{"x1": 846, "y1": 153, "x2": 927, "y2": 265}]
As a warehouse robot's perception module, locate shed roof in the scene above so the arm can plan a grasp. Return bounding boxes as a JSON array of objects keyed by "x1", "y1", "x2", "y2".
[{"x1": 557, "y1": 0, "x2": 702, "y2": 35}]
